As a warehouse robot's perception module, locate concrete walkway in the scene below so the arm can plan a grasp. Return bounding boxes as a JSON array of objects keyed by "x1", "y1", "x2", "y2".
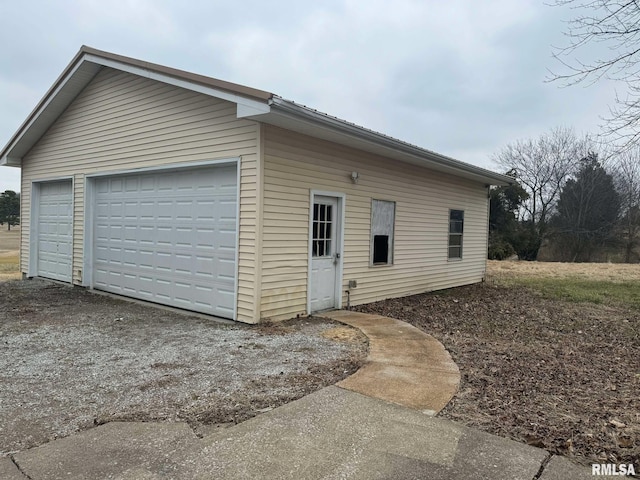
[
  {"x1": 5, "y1": 311, "x2": 595, "y2": 479},
  {"x1": 324, "y1": 310, "x2": 460, "y2": 414}
]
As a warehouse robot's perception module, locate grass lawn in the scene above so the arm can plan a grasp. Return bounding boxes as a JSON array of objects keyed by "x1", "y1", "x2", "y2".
[
  {"x1": 503, "y1": 276, "x2": 640, "y2": 311},
  {"x1": 489, "y1": 260, "x2": 640, "y2": 311}
]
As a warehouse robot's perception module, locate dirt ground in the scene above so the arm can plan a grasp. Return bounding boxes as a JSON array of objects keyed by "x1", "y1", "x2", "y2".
[
  {"x1": 0, "y1": 279, "x2": 367, "y2": 456},
  {"x1": 356, "y1": 261, "x2": 639, "y2": 468}
]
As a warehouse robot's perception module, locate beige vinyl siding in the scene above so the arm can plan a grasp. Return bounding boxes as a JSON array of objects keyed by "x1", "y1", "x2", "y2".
[
  {"x1": 261, "y1": 125, "x2": 489, "y2": 320},
  {"x1": 20, "y1": 67, "x2": 261, "y2": 323}
]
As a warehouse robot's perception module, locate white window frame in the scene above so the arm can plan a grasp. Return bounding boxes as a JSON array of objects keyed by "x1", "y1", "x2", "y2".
[
  {"x1": 448, "y1": 209, "x2": 464, "y2": 260},
  {"x1": 370, "y1": 199, "x2": 395, "y2": 266}
]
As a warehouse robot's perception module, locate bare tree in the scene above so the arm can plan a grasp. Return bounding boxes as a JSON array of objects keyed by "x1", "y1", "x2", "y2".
[
  {"x1": 613, "y1": 147, "x2": 640, "y2": 261},
  {"x1": 550, "y1": 1, "x2": 640, "y2": 147},
  {"x1": 493, "y1": 127, "x2": 591, "y2": 232}
]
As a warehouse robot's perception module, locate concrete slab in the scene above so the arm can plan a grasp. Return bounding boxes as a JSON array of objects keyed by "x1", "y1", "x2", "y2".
[
  {"x1": 114, "y1": 467, "x2": 164, "y2": 480},
  {"x1": 13, "y1": 422, "x2": 200, "y2": 480},
  {"x1": 321, "y1": 311, "x2": 394, "y2": 325},
  {"x1": 351, "y1": 322, "x2": 427, "y2": 339},
  {"x1": 540, "y1": 456, "x2": 614, "y2": 479},
  {"x1": 366, "y1": 337, "x2": 458, "y2": 371},
  {"x1": 0, "y1": 457, "x2": 28, "y2": 480},
  {"x1": 176, "y1": 386, "x2": 548, "y2": 480},
  {"x1": 338, "y1": 362, "x2": 460, "y2": 412},
  {"x1": 324, "y1": 310, "x2": 460, "y2": 413}
]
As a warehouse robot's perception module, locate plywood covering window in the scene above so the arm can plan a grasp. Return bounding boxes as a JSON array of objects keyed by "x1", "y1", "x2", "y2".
[
  {"x1": 371, "y1": 200, "x2": 395, "y2": 265},
  {"x1": 448, "y1": 209, "x2": 464, "y2": 259}
]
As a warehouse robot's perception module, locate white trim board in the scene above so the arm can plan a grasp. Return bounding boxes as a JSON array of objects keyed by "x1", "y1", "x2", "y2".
[
  {"x1": 29, "y1": 177, "x2": 75, "y2": 281},
  {"x1": 306, "y1": 190, "x2": 346, "y2": 315}
]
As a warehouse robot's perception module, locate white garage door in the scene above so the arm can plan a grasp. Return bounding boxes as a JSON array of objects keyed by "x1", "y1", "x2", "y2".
[
  {"x1": 92, "y1": 165, "x2": 237, "y2": 318},
  {"x1": 37, "y1": 180, "x2": 73, "y2": 282}
]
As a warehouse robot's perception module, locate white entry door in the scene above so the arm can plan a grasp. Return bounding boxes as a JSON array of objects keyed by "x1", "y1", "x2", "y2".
[
  {"x1": 36, "y1": 180, "x2": 73, "y2": 282},
  {"x1": 309, "y1": 195, "x2": 340, "y2": 312}
]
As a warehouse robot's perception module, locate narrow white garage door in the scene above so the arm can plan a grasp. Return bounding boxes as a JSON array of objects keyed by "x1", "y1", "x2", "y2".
[
  {"x1": 37, "y1": 180, "x2": 73, "y2": 282},
  {"x1": 92, "y1": 165, "x2": 237, "y2": 318}
]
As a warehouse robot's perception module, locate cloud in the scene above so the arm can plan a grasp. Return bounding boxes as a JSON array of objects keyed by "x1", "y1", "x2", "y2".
[
  {"x1": 72, "y1": 0, "x2": 178, "y2": 37},
  {"x1": 0, "y1": 0, "x2": 621, "y2": 191},
  {"x1": 201, "y1": 0, "x2": 548, "y2": 150}
]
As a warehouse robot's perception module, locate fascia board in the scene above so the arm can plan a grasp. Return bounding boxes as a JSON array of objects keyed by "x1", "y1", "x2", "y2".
[
  {"x1": 1, "y1": 52, "x2": 271, "y2": 166},
  {"x1": 0, "y1": 59, "x2": 95, "y2": 166},
  {"x1": 84, "y1": 54, "x2": 270, "y2": 113},
  {"x1": 1, "y1": 156, "x2": 22, "y2": 167}
]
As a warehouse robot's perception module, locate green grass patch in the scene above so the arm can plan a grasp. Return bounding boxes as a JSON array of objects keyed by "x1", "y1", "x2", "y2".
[{"x1": 497, "y1": 276, "x2": 640, "y2": 310}]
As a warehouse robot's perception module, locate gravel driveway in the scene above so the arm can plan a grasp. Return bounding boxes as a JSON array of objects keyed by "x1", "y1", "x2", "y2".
[{"x1": 0, "y1": 279, "x2": 367, "y2": 456}]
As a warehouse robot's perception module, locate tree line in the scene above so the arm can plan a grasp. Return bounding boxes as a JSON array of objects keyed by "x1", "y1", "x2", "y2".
[
  {"x1": 489, "y1": 127, "x2": 639, "y2": 263},
  {"x1": 488, "y1": 1, "x2": 640, "y2": 263},
  {"x1": 489, "y1": 0, "x2": 640, "y2": 264},
  {"x1": 0, "y1": 190, "x2": 20, "y2": 231}
]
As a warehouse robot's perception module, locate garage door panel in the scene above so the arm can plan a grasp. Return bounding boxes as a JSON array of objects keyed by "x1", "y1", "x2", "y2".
[
  {"x1": 95, "y1": 224, "x2": 237, "y2": 251},
  {"x1": 92, "y1": 165, "x2": 237, "y2": 318},
  {"x1": 96, "y1": 250, "x2": 234, "y2": 278},
  {"x1": 37, "y1": 180, "x2": 72, "y2": 282},
  {"x1": 57, "y1": 242, "x2": 72, "y2": 256}
]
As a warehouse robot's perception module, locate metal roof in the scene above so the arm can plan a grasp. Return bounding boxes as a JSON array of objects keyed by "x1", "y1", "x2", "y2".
[{"x1": 0, "y1": 46, "x2": 512, "y2": 186}]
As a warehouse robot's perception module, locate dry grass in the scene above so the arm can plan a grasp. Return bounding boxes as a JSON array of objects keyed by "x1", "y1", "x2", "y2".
[
  {"x1": 0, "y1": 226, "x2": 20, "y2": 252},
  {"x1": 0, "y1": 254, "x2": 20, "y2": 278},
  {"x1": 488, "y1": 259, "x2": 640, "y2": 282},
  {"x1": 0, "y1": 227, "x2": 20, "y2": 279},
  {"x1": 487, "y1": 260, "x2": 640, "y2": 311}
]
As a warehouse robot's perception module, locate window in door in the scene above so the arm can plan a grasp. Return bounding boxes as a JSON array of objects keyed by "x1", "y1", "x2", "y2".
[{"x1": 312, "y1": 202, "x2": 333, "y2": 257}]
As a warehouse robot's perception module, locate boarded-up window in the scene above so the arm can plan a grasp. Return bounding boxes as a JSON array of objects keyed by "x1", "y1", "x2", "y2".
[
  {"x1": 448, "y1": 209, "x2": 464, "y2": 259},
  {"x1": 371, "y1": 200, "x2": 395, "y2": 265}
]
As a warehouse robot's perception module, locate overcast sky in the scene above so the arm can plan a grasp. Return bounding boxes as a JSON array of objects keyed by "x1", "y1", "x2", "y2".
[{"x1": 0, "y1": 0, "x2": 616, "y2": 193}]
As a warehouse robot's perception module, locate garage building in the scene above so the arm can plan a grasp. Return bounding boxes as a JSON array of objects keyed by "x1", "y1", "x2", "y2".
[{"x1": 0, "y1": 46, "x2": 511, "y2": 323}]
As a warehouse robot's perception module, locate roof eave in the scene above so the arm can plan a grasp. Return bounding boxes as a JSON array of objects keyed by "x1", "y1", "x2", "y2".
[
  {"x1": 0, "y1": 45, "x2": 273, "y2": 167},
  {"x1": 2, "y1": 46, "x2": 512, "y2": 186},
  {"x1": 258, "y1": 97, "x2": 513, "y2": 186},
  {"x1": 0, "y1": 156, "x2": 22, "y2": 167}
]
